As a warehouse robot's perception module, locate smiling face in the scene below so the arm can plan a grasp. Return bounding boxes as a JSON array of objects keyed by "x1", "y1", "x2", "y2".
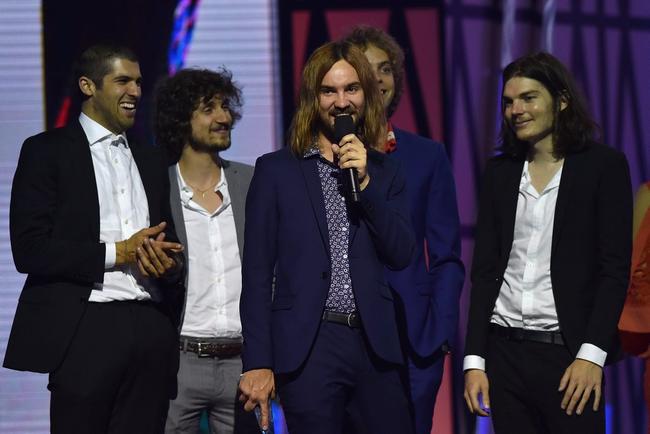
[
  {"x1": 188, "y1": 95, "x2": 233, "y2": 153},
  {"x1": 363, "y1": 44, "x2": 394, "y2": 111},
  {"x1": 502, "y1": 76, "x2": 566, "y2": 149},
  {"x1": 318, "y1": 59, "x2": 365, "y2": 138},
  {"x1": 80, "y1": 57, "x2": 142, "y2": 134}
]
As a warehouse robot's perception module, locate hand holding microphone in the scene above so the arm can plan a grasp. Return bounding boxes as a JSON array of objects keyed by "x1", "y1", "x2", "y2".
[{"x1": 333, "y1": 114, "x2": 368, "y2": 202}]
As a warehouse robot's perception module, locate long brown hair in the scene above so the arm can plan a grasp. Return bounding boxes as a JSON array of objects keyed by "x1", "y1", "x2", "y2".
[{"x1": 288, "y1": 41, "x2": 386, "y2": 156}]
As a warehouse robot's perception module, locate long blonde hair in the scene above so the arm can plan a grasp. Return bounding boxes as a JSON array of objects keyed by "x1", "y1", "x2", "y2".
[{"x1": 288, "y1": 41, "x2": 386, "y2": 156}]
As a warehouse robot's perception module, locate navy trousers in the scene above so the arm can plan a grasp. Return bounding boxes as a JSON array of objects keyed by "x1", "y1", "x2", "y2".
[{"x1": 277, "y1": 320, "x2": 413, "y2": 434}]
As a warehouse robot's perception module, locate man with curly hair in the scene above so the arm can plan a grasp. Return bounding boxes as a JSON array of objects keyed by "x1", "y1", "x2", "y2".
[
  {"x1": 343, "y1": 26, "x2": 464, "y2": 434},
  {"x1": 154, "y1": 68, "x2": 257, "y2": 434}
]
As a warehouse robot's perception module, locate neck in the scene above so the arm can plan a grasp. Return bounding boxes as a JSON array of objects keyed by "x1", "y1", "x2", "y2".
[
  {"x1": 81, "y1": 104, "x2": 121, "y2": 135},
  {"x1": 317, "y1": 132, "x2": 334, "y2": 162},
  {"x1": 529, "y1": 135, "x2": 559, "y2": 164},
  {"x1": 178, "y1": 146, "x2": 221, "y2": 182}
]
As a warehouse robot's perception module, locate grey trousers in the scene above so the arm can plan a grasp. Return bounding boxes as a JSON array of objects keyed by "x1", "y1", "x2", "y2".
[{"x1": 165, "y1": 350, "x2": 243, "y2": 434}]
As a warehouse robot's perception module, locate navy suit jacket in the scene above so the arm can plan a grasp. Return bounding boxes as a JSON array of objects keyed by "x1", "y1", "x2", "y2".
[
  {"x1": 386, "y1": 128, "x2": 465, "y2": 358},
  {"x1": 240, "y1": 147, "x2": 415, "y2": 374}
]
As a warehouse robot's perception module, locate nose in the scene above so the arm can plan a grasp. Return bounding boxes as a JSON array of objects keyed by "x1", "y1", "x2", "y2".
[
  {"x1": 128, "y1": 81, "x2": 141, "y2": 99},
  {"x1": 511, "y1": 99, "x2": 524, "y2": 115},
  {"x1": 214, "y1": 106, "x2": 232, "y2": 123},
  {"x1": 334, "y1": 91, "x2": 350, "y2": 109},
  {"x1": 373, "y1": 68, "x2": 382, "y2": 83}
]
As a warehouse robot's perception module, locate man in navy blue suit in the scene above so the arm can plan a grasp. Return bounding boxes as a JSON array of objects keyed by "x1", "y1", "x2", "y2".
[
  {"x1": 344, "y1": 27, "x2": 465, "y2": 434},
  {"x1": 238, "y1": 41, "x2": 416, "y2": 433}
]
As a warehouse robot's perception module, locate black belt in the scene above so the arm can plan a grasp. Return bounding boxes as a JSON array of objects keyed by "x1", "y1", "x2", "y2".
[
  {"x1": 322, "y1": 310, "x2": 361, "y2": 328},
  {"x1": 489, "y1": 323, "x2": 565, "y2": 346},
  {"x1": 180, "y1": 337, "x2": 242, "y2": 358}
]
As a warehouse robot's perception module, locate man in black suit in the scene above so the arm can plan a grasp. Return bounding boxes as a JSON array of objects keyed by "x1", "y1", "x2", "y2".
[
  {"x1": 463, "y1": 52, "x2": 632, "y2": 434},
  {"x1": 4, "y1": 45, "x2": 184, "y2": 434}
]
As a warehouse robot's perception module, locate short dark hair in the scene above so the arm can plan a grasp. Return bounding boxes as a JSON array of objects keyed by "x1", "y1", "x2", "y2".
[
  {"x1": 499, "y1": 51, "x2": 599, "y2": 159},
  {"x1": 342, "y1": 26, "x2": 405, "y2": 118},
  {"x1": 74, "y1": 44, "x2": 138, "y2": 90},
  {"x1": 153, "y1": 68, "x2": 243, "y2": 164}
]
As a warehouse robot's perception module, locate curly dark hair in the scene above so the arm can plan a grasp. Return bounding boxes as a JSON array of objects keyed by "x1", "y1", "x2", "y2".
[
  {"x1": 499, "y1": 51, "x2": 598, "y2": 159},
  {"x1": 342, "y1": 25, "x2": 405, "y2": 118},
  {"x1": 153, "y1": 68, "x2": 243, "y2": 164}
]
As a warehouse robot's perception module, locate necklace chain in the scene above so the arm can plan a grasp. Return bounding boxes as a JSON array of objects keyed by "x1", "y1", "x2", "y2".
[{"x1": 184, "y1": 176, "x2": 218, "y2": 199}]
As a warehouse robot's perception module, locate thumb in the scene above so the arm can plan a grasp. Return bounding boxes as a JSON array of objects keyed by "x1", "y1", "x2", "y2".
[
  {"x1": 558, "y1": 369, "x2": 570, "y2": 391},
  {"x1": 144, "y1": 222, "x2": 166, "y2": 235}
]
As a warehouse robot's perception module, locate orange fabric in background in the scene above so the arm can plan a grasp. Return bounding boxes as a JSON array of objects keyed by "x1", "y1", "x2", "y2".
[
  {"x1": 619, "y1": 182, "x2": 650, "y2": 335},
  {"x1": 619, "y1": 182, "x2": 650, "y2": 434}
]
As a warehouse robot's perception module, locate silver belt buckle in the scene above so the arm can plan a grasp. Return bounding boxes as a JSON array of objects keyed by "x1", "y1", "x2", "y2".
[
  {"x1": 346, "y1": 312, "x2": 354, "y2": 327},
  {"x1": 197, "y1": 342, "x2": 209, "y2": 357}
]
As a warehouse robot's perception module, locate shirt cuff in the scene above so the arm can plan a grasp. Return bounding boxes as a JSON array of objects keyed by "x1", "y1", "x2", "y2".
[
  {"x1": 104, "y1": 242, "x2": 116, "y2": 269},
  {"x1": 463, "y1": 355, "x2": 486, "y2": 371},
  {"x1": 576, "y1": 343, "x2": 607, "y2": 367}
]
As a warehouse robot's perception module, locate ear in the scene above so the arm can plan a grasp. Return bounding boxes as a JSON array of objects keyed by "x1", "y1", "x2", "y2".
[
  {"x1": 559, "y1": 92, "x2": 569, "y2": 112},
  {"x1": 78, "y1": 76, "x2": 95, "y2": 98}
]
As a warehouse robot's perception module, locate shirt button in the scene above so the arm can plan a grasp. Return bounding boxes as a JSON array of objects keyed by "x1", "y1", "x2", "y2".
[
  {"x1": 343, "y1": 254, "x2": 348, "y2": 259},
  {"x1": 121, "y1": 188, "x2": 125, "y2": 194},
  {"x1": 344, "y1": 284, "x2": 349, "y2": 289},
  {"x1": 114, "y1": 159, "x2": 118, "y2": 164},
  {"x1": 124, "y1": 219, "x2": 129, "y2": 225},
  {"x1": 342, "y1": 226, "x2": 347, "y2": 231}
]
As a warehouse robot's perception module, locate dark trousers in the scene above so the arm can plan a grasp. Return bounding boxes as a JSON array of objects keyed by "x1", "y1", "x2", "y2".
[
  {"x1": 48, "y1": 301, "x2": 178, "y2": 434},
  {"x1": 487, "y1": 332, "x2": 605, "y2": 434},
  {"x1": 406, "y1": 348, "x2": 445, "y2": 434},
  {"x1": 277, "y1": 320, "x2": 413, "y2": 434}
]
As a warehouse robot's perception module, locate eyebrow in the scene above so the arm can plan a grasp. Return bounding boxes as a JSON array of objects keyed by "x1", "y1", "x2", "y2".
[
  {"x1": 113, "y1": 75, "x2": 141, "y2": 82},
  {"x1": 503, "y1": 89, "x2": 539, "y2": 99},
  {"x1": 502, "y1": 90, "x2": 539, "y2": 101}
]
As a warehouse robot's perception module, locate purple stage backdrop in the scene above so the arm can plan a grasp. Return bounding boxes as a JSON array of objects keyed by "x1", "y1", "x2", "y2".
[{"x1": 445, "y1": 1, "x2": 650, "y2": 433}]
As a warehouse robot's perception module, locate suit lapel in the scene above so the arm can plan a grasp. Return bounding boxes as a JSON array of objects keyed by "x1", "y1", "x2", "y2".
[
  {"x1": 67, "y1": 122, "x2": 101, "y2": 241},
  {"x1": 222, "y1": 160, "x2": 246, "y2": 261},
  {"x1": 167, "y1": 165, "x2": 188, "y2": 252},
  {"x1": 299, "y1": 157, "x2": 330, "y2": 257},
  {"x1": 500, "y1": 159, "x2": 524, "y2": 258},
  {"x1": 552, "y1": 154, "x2": 575, "y2": 255}
]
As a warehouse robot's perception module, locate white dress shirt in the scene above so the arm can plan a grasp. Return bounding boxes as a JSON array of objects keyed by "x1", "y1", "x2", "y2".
[
  {"x1": 464, "y1": 160, "x2": 607, "y2": 371},
  {"x1": 79, "y1": 113, "x2": 153, "y2": 302},
  {"x1": 176, "y1": 164, "x2": 243, "y2": 338}
]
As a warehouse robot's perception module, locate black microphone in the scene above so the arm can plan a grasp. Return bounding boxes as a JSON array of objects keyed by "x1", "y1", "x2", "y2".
[{"x1": 334, "y1": 114, "x2": 361, "y2": 203}]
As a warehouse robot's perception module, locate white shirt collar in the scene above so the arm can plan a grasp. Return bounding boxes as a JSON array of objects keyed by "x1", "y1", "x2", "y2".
[
  {"x1": 520, "y1": 159, "x2": 564, "y2": 196},
  {"x1": 79, "y1": 112, "x2": 128, "y2": 147},
  {"x1": 176, "y1": 163, "x2": 230, "y2": 209}
]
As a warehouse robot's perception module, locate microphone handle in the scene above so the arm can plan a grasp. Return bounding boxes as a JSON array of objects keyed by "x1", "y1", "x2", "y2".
[{"x1": 346, "y1": 167, "x2": 361, "y2": 203}]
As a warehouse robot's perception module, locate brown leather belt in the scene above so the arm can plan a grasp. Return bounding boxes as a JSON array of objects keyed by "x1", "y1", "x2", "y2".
[
  {"x1": 180, "y1": 337, "x2": 242, "y2": 358},
  {"x1": 322, "y1": 310, "x2": 361, "y2": 328},
  {"x1": 489, "y1": 323, "x2": 565, "y2": 346}
]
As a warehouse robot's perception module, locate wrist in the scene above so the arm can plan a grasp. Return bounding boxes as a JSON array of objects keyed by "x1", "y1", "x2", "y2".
[
  {"x1": 115, "y1": 240, "x2": 127, "y2": 265},
  {"x1": 360, "y1": 174, "x2": 370, "y2": 190}
]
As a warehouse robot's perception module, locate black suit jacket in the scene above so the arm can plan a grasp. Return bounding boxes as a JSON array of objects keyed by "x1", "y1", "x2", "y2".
[
  {"x1": 465, "y1": 143, "x2": 632, "y2": 364},
  {"x1": 3, "y1": 121, "x2": 182, "y2": 373}
]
